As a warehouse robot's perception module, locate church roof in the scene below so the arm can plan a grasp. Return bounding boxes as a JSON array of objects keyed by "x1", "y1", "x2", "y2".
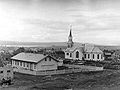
[
  {"x1": 85, "y1": 46, "x2": 103, "y2": 53},
  {"x1": 92, "y1": 47, "x2": 103, "y2": 53},
  {"x1": 65, "y1": 44, "x2": 84, "y2": 53}
]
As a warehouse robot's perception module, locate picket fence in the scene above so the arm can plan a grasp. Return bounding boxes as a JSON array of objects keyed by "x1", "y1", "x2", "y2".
[{"x1": 13, "y1": 65, "x2": 103, "y2": 76}]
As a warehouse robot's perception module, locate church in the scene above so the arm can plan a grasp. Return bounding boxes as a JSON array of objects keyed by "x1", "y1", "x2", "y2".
[{"x1": 64, "y1": 27, "x2": 104, "y2": 61}]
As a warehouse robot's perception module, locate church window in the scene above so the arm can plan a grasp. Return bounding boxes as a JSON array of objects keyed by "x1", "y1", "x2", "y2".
[
  {"x1": 85, "y1": 54, "x2": 86, "y2": 58},
  {"x1": 76, "y1": 51, "x2": 79, "y2": 58},
  {"x1": 67, "y1": 53, "x2": 69, "y2": 55},
  {"x1": 93, "y1": 54, "x2": 94, "y2": 59},
  {"x1": 101, "y1": 55, "x2": 103, "y2": 59},
  {"x1": 88, "y1": 54, "x2": 90, "y2": 59},
  {"x1": 70, "y1": 53, "x2": 72, "y2": 57},
  {"x1": 97, "y1": 54, "x2": 99, "y2": 59}
]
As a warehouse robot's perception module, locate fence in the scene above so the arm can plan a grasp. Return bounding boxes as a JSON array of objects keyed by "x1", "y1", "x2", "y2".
[{"x1": 13, "y1": 65, "x2": 103, "y2": 76}]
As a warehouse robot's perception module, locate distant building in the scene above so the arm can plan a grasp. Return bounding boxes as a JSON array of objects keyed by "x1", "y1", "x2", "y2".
[
  {"x1": 11, "y1": 52, "x2": 63, "y2": 71},
  {"x1": 103, "y1": 50, "x2": 113, "y2": 60},
  {"x1": 0, "y1": 61, "x2": 13, "y2": 84},
  {"x1": 112, "y1": 50, "x2": 120, "y2": 60},
  {"x1": 64, "y1": 27, "x2": 104, "y2": 61}
]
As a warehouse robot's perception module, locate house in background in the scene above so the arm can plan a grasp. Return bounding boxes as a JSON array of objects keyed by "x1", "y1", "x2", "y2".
[
  {"x1": 0, "y1": 60, "x2": 13, "y2": 84},
  {"x1": 103, "y1": 50, "x2": 113, "y2": 60},
  {"x1": 64, "y1": 28, "x2": 104, "y2": 61},
  {"x1": 112, "y1": 50, "x2": 120, "y2": 60},
  {"x1": 11, "y1": 52, "x2": 63, "y2": 71}
]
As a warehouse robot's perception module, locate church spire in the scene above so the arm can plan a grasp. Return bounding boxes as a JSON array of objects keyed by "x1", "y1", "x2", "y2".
[
  {"x1": 67, "y1": 25, "x2": 74, "y2": 48},
  {"x1": 69, "y1": 25, "x2": 72, "y2": 37}
]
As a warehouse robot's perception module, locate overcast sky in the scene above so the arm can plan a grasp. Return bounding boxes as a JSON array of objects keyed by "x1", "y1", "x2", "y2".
[{"x1": 0, "y1": 0, "x2": 120, "y2": 45}]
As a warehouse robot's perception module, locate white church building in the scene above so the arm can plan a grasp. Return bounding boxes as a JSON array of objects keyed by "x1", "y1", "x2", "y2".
[{"x1": 64, "y1": 28, "x2": 104, "y2": 61}]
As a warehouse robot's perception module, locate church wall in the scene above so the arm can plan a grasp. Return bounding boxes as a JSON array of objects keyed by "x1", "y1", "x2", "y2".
[
  {"x1": 85, "y1": 53, "x2": 104, "y2": 61},
  {"x1": 72, "y1": 50, "x2": 84, "y2": 60},
  {"x1": 65, "y1": 52, "x2": 73, "y2": 59}
]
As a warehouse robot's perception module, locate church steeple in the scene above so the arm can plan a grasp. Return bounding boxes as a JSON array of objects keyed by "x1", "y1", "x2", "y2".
[
  {"x1": 67, "y1": 25, "x2": 74, "y2": 48},
  {"x1": 69, "y1": 28, "x2": 72, "y2": 37}
]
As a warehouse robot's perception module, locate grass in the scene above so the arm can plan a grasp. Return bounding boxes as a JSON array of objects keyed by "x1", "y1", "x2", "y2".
[{"x1": 2, "y1": 70, "x2": 120, "y2": 90}]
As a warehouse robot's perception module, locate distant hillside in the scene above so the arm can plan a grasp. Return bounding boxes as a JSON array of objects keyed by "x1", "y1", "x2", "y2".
[
  {"x1": 0, "y1": 40, "x2": 120, "y2": 50},
  {"x1": 97, "y1": 45, "x2": 120, "y2": 50},
  {"x1": 0, "y1": 41, "x2": 80, "y2": 47}
]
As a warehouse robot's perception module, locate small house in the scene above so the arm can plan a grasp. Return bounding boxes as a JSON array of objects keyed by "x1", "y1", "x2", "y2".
[{"x1": 11, "y1": 52, "x2": 62, "y2": 71}]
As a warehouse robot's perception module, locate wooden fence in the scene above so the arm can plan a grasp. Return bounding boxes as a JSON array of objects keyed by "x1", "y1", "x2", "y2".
[{"x1": 13, "y1": 65, "x2": 103, "y2": 76}]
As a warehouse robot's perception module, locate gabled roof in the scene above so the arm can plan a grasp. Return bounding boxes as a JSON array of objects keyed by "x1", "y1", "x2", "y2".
[
  {"x1": 11, "y1": 52, "x2": 59, "y2": 63},
  {"x1": 64, "y1": 45, "x2": 84, "y2": 53},
  {"x1": 84, "y1": 43, "x2": 94, "y2": 52},
  {"x1": 92, "y1": 47, "x2": 103, "y2": 53},
  {"x1": 85, "y1": 46, "x2": 103, "y2": 53}
]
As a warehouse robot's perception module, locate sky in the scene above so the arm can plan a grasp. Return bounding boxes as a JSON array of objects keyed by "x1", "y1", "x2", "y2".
[{"x1": 0, "y1": 0, "x2": 120, "y2": 45}]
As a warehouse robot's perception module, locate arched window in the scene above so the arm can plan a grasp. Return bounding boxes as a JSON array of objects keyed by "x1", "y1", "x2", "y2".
[
  {"x1": 85, "y1": 54, "x2": 86, "y2": 58},
  {"x1": 70, "y1": 53, "x2": 72, "y2": 57},
  {"x1": 88, "y1": 54, "x2": 90, "y2": 59},
  {"x1": 97, "y1": 54, "x2": 99, "y2": 59},
  {"x1": 93, "y1": 54, "x2": 94, "y2": 59},
  {"x1": 76, "y1": 51, "x2": 79, "y2": 58}
]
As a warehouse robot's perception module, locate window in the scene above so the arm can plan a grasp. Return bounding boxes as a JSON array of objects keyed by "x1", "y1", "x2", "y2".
[
  {"x1": 88, "y1": 54, "x2": 90, "y2": 59},
  {"x1": 101, "y1": 55, "x2": 103, "y2": 59},
  {"x1": 85, "y1": 54, "x2": 86, "y2": 58},
  {"x1": 34, "y1": 64, "x2": 36, "y2": 69},
  {"x1": 45, "y1": 58, "x2": 47, "y2": 61},
  {"x1": 76, "y1": 51, "x2": 79, "y2": 58},
  {"x1": 23, "y1": 62, "x2": 25, "y2": 67},
  {"x1": 20, "y1": 62, "x2": 22, "y2": 66},
  {"x1": 15, "y1": 61, "x2": 17, "y2": 65},
  {"x1": 12, "y1": 60, "x2": 14, "y2": 65},
  {"x1": 0, "y1": 71, "x2": 3, "y2": 74},
  {"x1": 97, "y1": 54, "x2": 99, "y2": 59},
  {"x1": 27, "y1": 63, "x2": 29, "y2": 67},
  {"x1": 49, "y1": 57, "x2": 51, "y2": 61},
  {"x1": 93, "y1": 54, "x2": 94, "y2": 59},
  {"x1": 67, "y1": 53, "x2": 69, "y2": 55},
  {"x1": 7, "y1": 70, "x2": 10, "y2": 73},
  {"x1": 17, "y1": 61, "x2": 19, "y2": 66},
  {"x1": 70, "y1": 53, "x2": 72, "y2": 57}
]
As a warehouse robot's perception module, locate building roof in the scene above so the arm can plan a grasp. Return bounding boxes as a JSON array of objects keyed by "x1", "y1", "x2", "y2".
[
  {"x1": 85, "y1": 46, "x2": 103, "y2": 53},
  {"x1": 65, "y1": 45, "x2": 84, "y2": 53},
  {"x1": 92, "y1": 47, "x2": 103, "y2": 53},
  {"x1": 11, "y1": 52, "x2": 59, "y2": 63}
]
